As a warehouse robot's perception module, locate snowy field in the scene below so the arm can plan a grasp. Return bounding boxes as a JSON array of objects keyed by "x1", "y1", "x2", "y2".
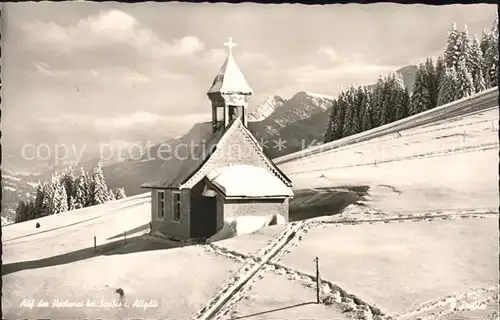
[
  {"x1": 279, "y1": 216, "x2": 499, "y2": 317},
  {"x1": 2, "y1": 192, "x2": 243, "y2": 319},
  {"x1": 3, "y1": 193, "x2": 151, "y2": 265},
  {"x1": 230, "y1": 271, "x2": 349, "y2": 320},
  {"x1": 3, "y1": 246, "x2": 242, "y2": 319},
  {"x1": 280, "y1": 106, "x2": 499, "y2": 216},
  {"x1": 214, "y1": 224, "x2": 285, "y2": 256}
]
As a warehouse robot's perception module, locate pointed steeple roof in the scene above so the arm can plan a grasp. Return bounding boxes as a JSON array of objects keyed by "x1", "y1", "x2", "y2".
[{"x1": 207, "y1": 37, "x2": 253, "y2": 95}]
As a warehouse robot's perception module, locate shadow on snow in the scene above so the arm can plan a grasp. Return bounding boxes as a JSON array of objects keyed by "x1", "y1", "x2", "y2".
[
  {"x1": 3, "y1": 186, "x2": 369, "y2": 276},
  {"x1": 2, "y1": 233, "x2": 190, "y2": 276},
  {"x1": 289, "y1": 185, "x2": 369, "y2": 222}
]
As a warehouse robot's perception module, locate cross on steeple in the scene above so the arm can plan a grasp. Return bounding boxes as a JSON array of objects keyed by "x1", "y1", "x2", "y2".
[{"x1": 224, "y1": 37, "x2": 238, "y2": 55}]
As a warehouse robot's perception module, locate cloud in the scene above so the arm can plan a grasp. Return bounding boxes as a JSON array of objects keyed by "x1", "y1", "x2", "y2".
[
  {"x1": 38, "y1": 111, "x2": 210, "y2": 132},
  {"x1": 33, "y1": 62, "x2": 68, "y2": 77},
  {"x1": 124, "y1": 72, "x2": 151, "y2": 83},
  {"x1": 238, "y1": 52, "x2": 274, "y2": 68},
  {"x1": 318, "y1": 46, "x2": 342, "y2": 62},
  {"x1": 21, "y1": 9, "x2": 205, "y2": 58},
  {"x1": 288, "y1": 61, "x2": 396, "y2": 86},
  {"x1": 30, "y1": 61, "x2": 155, "y2": 85},
  {"x1": 94, "y1": 111, "x2": 164, "y2": 128}
]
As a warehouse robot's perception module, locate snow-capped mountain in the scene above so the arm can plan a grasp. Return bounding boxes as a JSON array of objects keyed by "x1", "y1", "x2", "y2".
[
  {"x1": 247, "y1": 96, "x2": 286, "y2": 122},
  {"x1": 247, "y1": 66, "x2": 417, "y2": 159},
  {"x1": 247, "y1": 91, "x2": 335, "y2": 159},
  {"x1": 249, "y1": 91, "x2": 335, "y2": 136}
]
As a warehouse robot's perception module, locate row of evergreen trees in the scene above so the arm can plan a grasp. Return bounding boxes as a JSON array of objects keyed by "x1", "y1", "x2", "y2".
[
  {"x1": 325, "y1": 73, "x2": 410, "y2": 142},
  {"x1": 15, "y1": 163, "x2": 127, "y2": 223},
  {"x1": 325, "y1": 16, "x2": 498, "y2": 143}
]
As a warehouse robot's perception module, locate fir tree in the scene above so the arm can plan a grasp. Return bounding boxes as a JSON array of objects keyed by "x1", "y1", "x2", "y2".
[
  {"x1": 115, "y1": 187, "x2": 127, "y2": 200},
  {"x1": 435, "y1": 56, "x2": 446, "y2": 94},
  {"x1": 342, "y1": 85, "x2": 359, "y2": 137},
  {"x1": 401, "y1": 87, "x2": 410, "y2": 119},
  {"x1": 393, "y1": 73, "x2": 410, "y2": 120},
  {"x1": 333, "y1": 92, "x2": 347, "y2": 140},
  {"x1": 51, "y1": 175, "x2": 68, "y2": 214},
  {"x1": 85, "y1": 170, "x2": 94, "y2": 206},
  {"x1": 437, "y1": 67, "x2": 459, "y2": 106},
  {"x1": 41, "y1": 179, "x2": 55, "y2": 216},
  {"x1": 481, "y1": 16, "x2": 499, "y2": 88},
  {"x1": 455, "y1": 59, "x2": 475, "y2": 99},
  {"x1": 480, "y1": 29, "x2": 491, "y2": 57},
  {"x1": 61, "y1": 165, "x2": 76, "y2": 210},
  {"x1": 409, "y1": 65, "x2": 432, "y2": 115},
  {"x1": 354, "y1": 86, "x2": 366, "y2": 134},
  {"x1": 371, "y1": 75, "x2": 386, "y2": 127},
  {"x1": 14, "y1": 201, "x2": 28, "y2": 223},
  {"x1": 109, "y1": 188, "x2": 116, "y2": 201},
  {"x1": 74, "y1": 168, "x2": 89, "y2": 209},
  {"x1": 382, "y1": 74, "x2": 397, "y2": 124},
  {"x1": 68, "y1": 196, "x2": 77, "y2": 211},
  {"x1": 444, "y1": 22, "x2": 462, "y2": 69},
  {"x1": 33, "y1": 182, "x2": 46, "y2": 219},
  {"x1": 469, "y1": 36, "x2": 485, "y2": 92},
  {"x1": 324, "y1": 101, "x2": 339, "y2": 143},
  {"x1": 459, "y1": 25, "x2": 472, "y2": 72},
  {"x1": 423, "y1": 58, "x2": 438, "y2": 109},
  {"x1": 25, "y1": 201, "x2": 36, "y2": 222},
  {"x1": 473, "y1": 68, "x2": 487, "y2": 93},
  {"x1": 91, "y1": 162, "x2": 111, "y2": 205}
]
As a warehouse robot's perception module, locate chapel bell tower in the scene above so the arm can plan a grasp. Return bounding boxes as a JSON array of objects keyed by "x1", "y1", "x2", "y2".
[{"x1": 207, "y1": 37, "x2": 253, "y2": 133}]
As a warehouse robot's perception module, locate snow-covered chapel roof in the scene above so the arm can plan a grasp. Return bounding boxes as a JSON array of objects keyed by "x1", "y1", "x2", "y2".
[
  {"x1": 207, "y1": 37, "x2": 253, "y2": 95},
  {"x1": 206, "y1": 164, "x2": 293, "y2": 198}
]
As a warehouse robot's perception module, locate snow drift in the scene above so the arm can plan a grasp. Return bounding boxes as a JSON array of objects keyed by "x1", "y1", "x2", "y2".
[{"x1": 207, "y1": 214, "x2": 286, "y2": 243}]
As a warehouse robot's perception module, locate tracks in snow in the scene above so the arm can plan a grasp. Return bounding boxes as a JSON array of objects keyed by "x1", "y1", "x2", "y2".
[
  {"x1": 396, "y1": 285, "x2": 499, "y2": 320},
  {"x1": 204, "y1": 221, "x2": 392, "y2": 320},
  {"x1": 192, "y1": 221, "x2": 308, "y2": 320},
  {"x1": 196, "y1": 211, "x2": 497, "y2": 320}
]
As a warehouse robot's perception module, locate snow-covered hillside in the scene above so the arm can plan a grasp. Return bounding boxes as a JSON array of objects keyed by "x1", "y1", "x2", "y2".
[
  {"x1": 2, "y1": 192, "x2": 245, "y2": 319},
  {"x1": 278, "y1": 87, "x2": 499, "y2": 215}
]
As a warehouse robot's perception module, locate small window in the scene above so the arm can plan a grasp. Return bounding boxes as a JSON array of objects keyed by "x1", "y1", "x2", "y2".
[
  {"x1": 157, "y1": 191, "x2": 165, "y2": 220},
  {"x1": 172, "y1": 191, "x2": 181, "y2": 222},
  {"x1": 216, "y1": 107, "x2": 225, "y2": 122}
]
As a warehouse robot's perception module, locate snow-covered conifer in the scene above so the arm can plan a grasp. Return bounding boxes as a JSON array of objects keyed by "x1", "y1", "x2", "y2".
[
  {"x1": 444, "y1": 22, "x2": 462, "y2": 69},
  {"x1": 437, "y1": 67, "x2": 459, "y2": 106},
  {"x1": 41, "y1": 178, "x2": 55, "y2": 216},
  {"x1": 423, "y1": 58, "x2": 438, "y2": 109},
  {"x1": 473, "y1": 68, "x2": 487, "y2": 93},
  {"x1": 74, "y1": 168, "x2": 88, "y2": 209},
  {"x1": 409, "y1": 65, "x2": 432, "y2": 115},
  {"x1": 61, "y1": 164, "x2": 76, "y2": 211},
  {"x1": 459, "y1": 25, "x2": 472, "y2": 73},
  {"x1": 91, "y1": 162, "x2": 111, "y2": 205},
  {"x1": 33, "y1": 182, "x2": 46, "y2": 219},
  {"x1": 51, "y1": 175, "x2": 68, "y2": 214},
  {"x1": 342, "y1": 86, "x2": 359, "y2": 137},
  {"x1": 14, "y1": 201, "x2": 28, "y2": 223},
  {"x1": 456, "y1": 59, "x2": 474, "y2": 99},
  {"x1": 115, "y1": 188, "x2": 127, "y2": 200},
  {"x1": 370, "y1": 76, "x2": 387, "y2": 127}
]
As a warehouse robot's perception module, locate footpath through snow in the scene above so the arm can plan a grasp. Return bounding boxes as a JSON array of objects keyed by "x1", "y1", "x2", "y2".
[{"x1": 200, "y1": 211, "x2": 498, "y2": 320}]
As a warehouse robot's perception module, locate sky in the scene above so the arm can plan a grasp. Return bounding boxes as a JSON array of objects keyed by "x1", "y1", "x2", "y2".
[{"x1": 1, "y1": 2, "x2": 497, "y2": 161}]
